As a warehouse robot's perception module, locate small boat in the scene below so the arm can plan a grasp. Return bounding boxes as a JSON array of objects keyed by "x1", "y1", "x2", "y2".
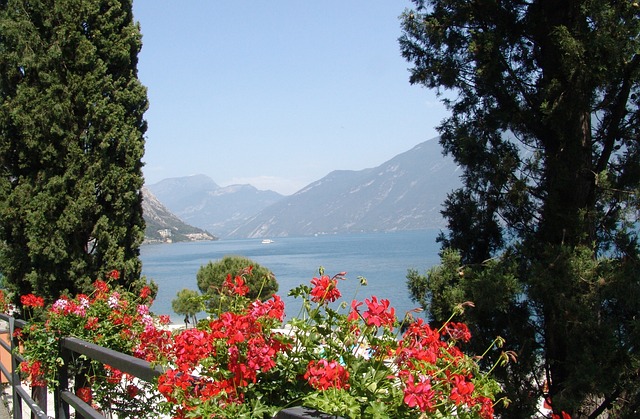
[{"x1": 261, "y1": 239, "x2": 274, "y2": 244}]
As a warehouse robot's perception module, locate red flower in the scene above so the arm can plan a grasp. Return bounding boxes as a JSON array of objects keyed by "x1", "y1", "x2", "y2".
[
  {"x1": 347, "y1": 300, "x2": 363, "y2": 322},
  {"x1": 310, "y1": 275, "x2": 341, "y2": 304},
  {"x1": 108, "y1": 269, "x2": 120, "y2": 280},
  {"x1": 84, "y1": 317, "x2": 99, "y2": 330},
  {"x1": 104, "y1": 365, "x2": 123, "y2": 384},
  {"x1": 76, "y1": 387, "x2": 93, "y2": 404},
  {"x1": 140, "y1": 286, "x2": 152, "y2": 300},
  {"x1": 401, "y1": 371, "x2": 435, "y2": 412},
  {"x1": 126, "y1": 384, "x2": 139, "y2": 398},
  {"x1": 552, "y1": 411, "x2": 571, "y2": 419},
  {"x1": 93, "y1": 279, "x2": 109, "y2": 296},
  {"x1": 476, "y1": 396, "x2": 495, "y2": 419},
  {"x1": 223, "y1": 274, "x2": 249, "y2": 296},
  {"x1": 362, "y1": 296, "x2": 396, "y2": 328},
  {"x1": 20, "y1": 361, "x2": 47, "y2": 386},
  {"x1": 449, "y1": 374, "x2": 474, "y2": 405},
  {"x1": 444, "y1": 322, "x2": 472, "y2": 342},
  {"x1": 304, "y1": 359, "x2": 350, "y2": 390},
  {"x1": 20, "y1": 294, "x2": 44, "y2": 308}
]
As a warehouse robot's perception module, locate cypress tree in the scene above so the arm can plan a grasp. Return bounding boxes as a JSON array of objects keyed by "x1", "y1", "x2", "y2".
[
  {"x1": 0, "y1": 0, "x2": 148, "y2": 301},
  {"x1": 401, "y1": 1, "x2": 640, "y2": 416}
]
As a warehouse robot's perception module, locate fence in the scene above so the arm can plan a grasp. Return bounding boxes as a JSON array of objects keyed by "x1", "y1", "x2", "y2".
[{"x1": 0, "y1": 314, "x2": 337, "y2": 419}]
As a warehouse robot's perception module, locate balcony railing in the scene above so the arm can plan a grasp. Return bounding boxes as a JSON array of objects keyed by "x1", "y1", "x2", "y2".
[{"x1": 0, "y1": 313, "x2": 339, "y2": 419}]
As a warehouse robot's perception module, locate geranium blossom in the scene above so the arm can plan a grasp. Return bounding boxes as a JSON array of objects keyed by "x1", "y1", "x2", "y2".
[
  {"x1": 248, "y1": 295, "x2": 285, "y2": 321},
  {"x1": 51, "y1": 297, "x2": 70, "y2": 314},
  {"x1": 450, "y1": 374, "x2": 475, "y2": 405},
  {"x1": 16, "y1": 271, "x2": 165, "y2": 417},
  {"x1": 347, "y1": 299, "x2": 363, "y2": 322},
  {"x1": 93, "y1": 279, "x2": 109, "y2": 296},
  {"x1": 140, "y1": 286, "x2": 152, "y2": 300},
  {"x1": 401, "y1": 371, "x2": 435, "y2": 412},
  {"x1": 20, "y1": 360, "x2": 47, "y2": 387},
  {"x1": 445, "y1": 321, "x2": 472, "y2": 342},
  {"x1": 304, "y1": 359, "x2": 350, "y2": 390},
  {"x1": 223, "y1": 274, "x2": 250, "y2": 296},
  {"x1": 362, "y1": 296, "x2": 396, "y2": 328},
  {"x1": 310, "y1": 275, "x2": 341, "y2": 303},
  {"x1": 76, "y1": 387, "x2": 93, "y2": 404},
  {"x1": 17, "y1": 268, "x2": 502, "y2": 419},
  {"x1": 108, "y1": 292, "x2": 121, "y2": 309},
  {"x1": 126, "y1": 384, "x2": 139, "y2": 398},
  {"x1": 84, "y1": 317, "x2": 99, "y2": 330},
  {"x1": 21, "y1": 294, "x2": 44, "y2": 308}
]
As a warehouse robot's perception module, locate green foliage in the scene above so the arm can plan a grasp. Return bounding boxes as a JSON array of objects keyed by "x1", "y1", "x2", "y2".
[
  {"x1": 0, "y1": 0, "x2": 148, "y2": 302},
  {"x1": 196, "y1": 255, "x2": 278, "y2": 310},
  {"x1": 171, "y1": 288, "x2": 203, "y2": 324},
  {"x1": 401, "y1": 1, "x2": 640, "y2": 416}
]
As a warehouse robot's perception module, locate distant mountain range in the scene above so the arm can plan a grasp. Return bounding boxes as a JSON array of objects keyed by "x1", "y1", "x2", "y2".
[
  {"x1": 141, "y1": 187, "x2": 216, "y2": 243},
  {"x1": 146, "y1": 175, "x2": 283, "y2": 238},
  {"x1": 143, "y1": 138, "x2": 461, "y2": 240}
]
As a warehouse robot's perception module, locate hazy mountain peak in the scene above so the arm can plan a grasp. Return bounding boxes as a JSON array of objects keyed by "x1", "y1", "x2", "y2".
[
  {"x1": 141, "y1": 187, "x2": 216, "y2": 243},
  {"x1": 146, "y1": 137, "x2": 460, "y2": 239},
  {"x1": 147, "y1": 177, "x2": 283, "y2": 238},
  {"x1": 228, "y1": 137, "x2": 460, "y2": 238}
]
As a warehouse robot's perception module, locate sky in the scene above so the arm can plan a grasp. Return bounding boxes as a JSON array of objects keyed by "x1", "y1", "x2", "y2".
[{"x1": 132, "y1": 1, "x2": 449, "y2": 195}]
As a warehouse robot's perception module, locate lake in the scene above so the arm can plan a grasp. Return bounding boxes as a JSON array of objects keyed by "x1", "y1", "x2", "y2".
[{"x1": 140, "y1": 230, "x2": 443, "y2": 323}]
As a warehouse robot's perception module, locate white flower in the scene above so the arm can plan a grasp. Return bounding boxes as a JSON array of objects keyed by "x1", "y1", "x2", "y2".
[{"x1": 108, "y1": 292, "x2": 121, "y2": 309}]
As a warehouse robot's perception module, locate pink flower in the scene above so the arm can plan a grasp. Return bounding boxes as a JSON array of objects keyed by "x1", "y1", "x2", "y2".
[
  {"x1": 137, "y1": 304, "x2": 150, "y2": 316},
  {"x1": 51, "y1": 297, "x2": 69, "y2": 314},
  {"x1": 108, "y1": 292, "x2": 121, "y2": 309}
]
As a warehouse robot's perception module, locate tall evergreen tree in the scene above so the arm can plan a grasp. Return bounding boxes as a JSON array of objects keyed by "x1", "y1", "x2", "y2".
[
  {"x1": 401, "y1": 1, "x2": 640, "y2": 416},
  {"x1": 0, "y1": 0, "x2": 148, "y2": 301}
]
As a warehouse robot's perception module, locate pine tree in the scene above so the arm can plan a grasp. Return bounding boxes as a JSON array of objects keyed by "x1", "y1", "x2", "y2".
[
  {"x1": 401, "y1": 1, "x2": 640, "y2": 416},
  {"x1": 0, "y1": 0, "x2": 148, "y2": 301},
  {"x1": 196, "y1": 256, "x2": 279, "y2": 312}
]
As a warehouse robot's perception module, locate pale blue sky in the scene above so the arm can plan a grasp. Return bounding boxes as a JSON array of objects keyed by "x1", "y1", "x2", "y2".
[{"x1": 133, "y1": 1, "x2": 448, "y2": 195}]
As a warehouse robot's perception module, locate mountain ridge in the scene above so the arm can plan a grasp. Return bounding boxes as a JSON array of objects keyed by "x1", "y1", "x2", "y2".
[
  {"x1": 141, "y1": 187, "x2": 216, "y2": 243},
  {"x1": 229, "y1": 138, "x2": 459, "y2": 238},
  {"x1": 146, "y1": 138, "x2": 461, "y2": 238},
  {"x1": 146, "y1": 177, "x2": 283, "y2": 238}
]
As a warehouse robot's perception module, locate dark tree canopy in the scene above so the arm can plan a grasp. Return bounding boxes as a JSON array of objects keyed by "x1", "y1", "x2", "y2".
[
  {"x1": 0, "y1": 0, "x2": 148, "y2": 301},
  {"x1": 401, "y1": 1, "x2": 640, "y2": 417}
]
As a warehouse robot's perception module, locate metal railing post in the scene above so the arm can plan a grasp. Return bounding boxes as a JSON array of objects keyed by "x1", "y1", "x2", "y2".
[
  {"x1": 9, "y1": 316, "x2": 22, "y2": 419},
  {"x1": 55, "y1": 341, "x2": 71, "y2": 419}
]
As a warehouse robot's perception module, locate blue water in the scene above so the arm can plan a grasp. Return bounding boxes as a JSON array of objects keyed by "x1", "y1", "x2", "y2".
[{"x1": 140, "y1": 230, "x2": 442, "y2": 323}]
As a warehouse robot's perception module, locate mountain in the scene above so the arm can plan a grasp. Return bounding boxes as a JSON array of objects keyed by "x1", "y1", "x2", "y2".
[
  {"x1": 146, "y1": 175, "x2": 283, "y2": 238},
  {"x1": 229, "y1": 138, "x2": 460, "y2": 238},
  {"x1": 141, "y1": 187, "x2": 216, "y2": 243}
]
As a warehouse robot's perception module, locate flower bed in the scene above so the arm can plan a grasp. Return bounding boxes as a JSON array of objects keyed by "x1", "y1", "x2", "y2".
[{"x1": 14, "y1": 268, "x2": 506, "y2": 418}]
